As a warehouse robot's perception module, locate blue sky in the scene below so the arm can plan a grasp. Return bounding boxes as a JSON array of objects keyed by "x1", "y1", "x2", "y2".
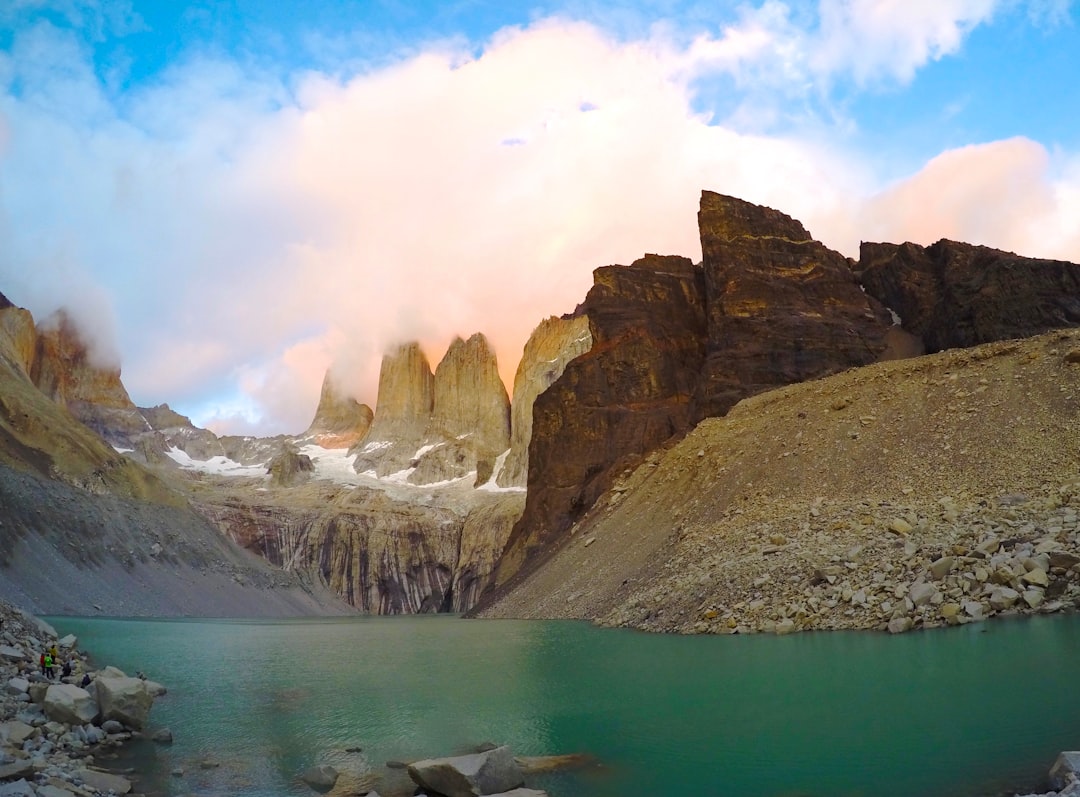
[{"x1": 0, "y1": 1, "x2": 1078, "y2": 435}]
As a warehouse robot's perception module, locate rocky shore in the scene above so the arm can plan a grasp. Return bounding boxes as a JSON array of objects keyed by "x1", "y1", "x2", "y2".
[{"x1": 0, "y1": 600, "x2": 164, "y2": 797}]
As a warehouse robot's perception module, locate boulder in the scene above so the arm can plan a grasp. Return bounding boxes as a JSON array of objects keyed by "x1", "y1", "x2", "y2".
[
  {"x1": 0, "y1": 762, "x2": 35, "y2": 782},
  {"x1": 887, "y1": 617, "x2": 913, "y2": 634},
  {"x1": 75, "y1": 768, "x2": 132, "y2": 795},
  {"x1": 57, "y1": 634, "x2": 77, "y2": 648},
  {"x1": 94, "y1": 676, "x2": 153, "y2": 729},
  {"x1": 301, "y1": 764, "x2": 339, "y2": 792},
  {"x1": 929, "y1": 556, "x2": 954, "y2": 580},
  {"x1": 0, "y1": 780, "x2": 36, "y2": 797},
  {"x1": 1050, "y1": 751, "x2": 1080, "y2": 790},
  {"x1": 0, "y1": 645, "x2": 25, "y2": 662},
  {"x1": 908, "y1": 582, "x2": 938, "y2": 607},
  {"x1": 0, "y1": 721, "x2": 36, "y2": 746},
  {"x1": 4, "y1": 677, "x2": 28, "y2": 695},
  {"x1": 43, "y1": 684, "x2": 98, "y2": 725},
  {"x1": 407, "y1": 746, "x2": 525, "y2": 797},
  {"x1": 988, "y1": 586, "x2": 1021, "y2": 611}
]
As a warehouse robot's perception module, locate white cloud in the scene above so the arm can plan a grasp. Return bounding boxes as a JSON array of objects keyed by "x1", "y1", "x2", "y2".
[{"x1": 1, "y1": 6, "x2": 1078, "y2": 434}]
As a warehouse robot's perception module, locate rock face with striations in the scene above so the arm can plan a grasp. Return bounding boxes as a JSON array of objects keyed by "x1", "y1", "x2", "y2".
[
  {"x1": 696, "y1": 191, "x2": 895, "y2": 416},
  {"x1": 489, "y1": 193, "x2": 897, "y2": 592},
  {"x1": 415, "y1": 333, "x2": 510, "y2": 485},
  {"x1": 350, "y1": 342, "x2": 434, "y2": 477},
  {"x1": 350, "y1": 335, "x2": 511, "y2": 486},
  {"x1": 858, "y1": 239, "x2": 1080, "y2": 352},
  {"x1": 303, "y1": 372, "x2": 374, "y2": 449},
  {"x1": 496, "y1": 315, "x2": 592, "y2": 489}
]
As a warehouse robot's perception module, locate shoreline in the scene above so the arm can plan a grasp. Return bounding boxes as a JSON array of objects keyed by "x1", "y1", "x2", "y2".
[{"x1": 0, "y1": 599, "x2": 167, "y2": 796}]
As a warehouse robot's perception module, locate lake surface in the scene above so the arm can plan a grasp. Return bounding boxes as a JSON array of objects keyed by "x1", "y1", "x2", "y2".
[{"x1": 47, "y1": 614, "x2": 1080, "y2": 797}]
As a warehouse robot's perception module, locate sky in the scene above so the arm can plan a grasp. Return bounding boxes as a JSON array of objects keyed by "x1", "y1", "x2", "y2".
[{"x1": 0, "y1": 0, "x2": 1078, "y2": 436}]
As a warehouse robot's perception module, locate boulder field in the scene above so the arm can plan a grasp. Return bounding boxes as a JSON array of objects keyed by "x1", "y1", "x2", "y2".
[{"x1": 0, "y1": 600, "x2": 165, "y2": 797}]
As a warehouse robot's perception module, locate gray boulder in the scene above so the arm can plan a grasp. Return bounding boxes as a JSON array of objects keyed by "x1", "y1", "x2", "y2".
[
  {"x1": 43, "y1": 683, "x2": 99, "y2": 725},
  {"x1": 0, "y1": 780, "x2": 36, "y2": 797},
  {"x1": 1050, "y1": 751, "x2": 1080, "y2": 790},
  {"x1": 301, "y1": 764, "x2": 339, "y2": 791},
  {"x1": 0, "y1": 645, "x2": 25, "y2": 662},
  {"x1": 407, "y1": 746, "x2": 525, "y2": 797},
  {"x1": 4, "y1": 677, "x2": 28, "y2": 696},
  {"x1": 0, "y1": 721, "x2": 36, "y2": 746},
  {"x1": 76, "y1": 768, "x2": 132, "y2": 794},
  {"x1": 94, "y1": 675, "x2": 153, "y2": 729}
]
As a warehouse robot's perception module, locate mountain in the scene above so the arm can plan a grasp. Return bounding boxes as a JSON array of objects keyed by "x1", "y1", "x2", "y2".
[
  {"x1": 0, "y1": 296, "x2": 349, "y2": 616},
  {"x1": 302, "y1": 372, "x2": 374, "y2": 449},
  {"x1": 475, "y1": 328, "x2": 1080, "y2": 634}
]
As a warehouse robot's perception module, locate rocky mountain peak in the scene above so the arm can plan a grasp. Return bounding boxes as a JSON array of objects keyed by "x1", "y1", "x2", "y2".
[
  {"x1": 429, "y1": 332, "x2": 509, "y2": 450},
  {"x1": 29, "y1": 309, "x2": 149, "y2": 445},
  {"x1": 497, "y1": 314, "x2": 592, "y2": 488},
  {"x1": 349, "y1": 342, "x2": 435, "y2": 476},
  {"x1": 698, "y1": 190, "x2": 812, "y2": 245},
  {"x1": 304, "y1": 371, "x2": 374, "y2": 448}
]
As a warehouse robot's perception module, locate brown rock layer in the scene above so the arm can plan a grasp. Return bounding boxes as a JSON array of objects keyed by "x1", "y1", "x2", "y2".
[{"x1": 858, "y1": 239, "x2": 1080, "y2": 352}]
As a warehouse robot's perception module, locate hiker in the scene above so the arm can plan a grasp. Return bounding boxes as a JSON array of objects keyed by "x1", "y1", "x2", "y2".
[
  {"x1": 44, "y1": 651, "x2": 54, "y2": 679},
  {"x1": 62, "y1": 658, "x2": 72, "y2": 679},
  {"x1": 39, "y1": 651, "x2": 46, "y2": 676}
]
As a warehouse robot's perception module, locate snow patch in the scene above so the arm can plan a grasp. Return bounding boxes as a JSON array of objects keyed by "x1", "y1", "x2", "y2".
[
  {"x1": 478, "y1": 448, "x2": 526, "y2": 493},
  {"x1": 165, "y1": 446, "x2": 266, "y2": 477},
  {"x1": 358, "y1": 440, "x2": 393, "y2": 454}
]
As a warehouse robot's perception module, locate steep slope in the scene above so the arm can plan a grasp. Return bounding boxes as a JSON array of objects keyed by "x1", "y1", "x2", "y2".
[
  {"x1": 0, "y1": 296, "x2": 348, "y2": 616},
  {"x1": 475, "y1": 328, "x2": 1080, "y2": 633},
  {"x1": 302, "y1": 372, "x2": 374, "y2": 449}
]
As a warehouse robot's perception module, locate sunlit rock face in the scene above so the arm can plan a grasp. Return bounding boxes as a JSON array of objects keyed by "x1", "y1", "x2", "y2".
[
  {"x1": 29, "y1": 310, "x2": 150, "y2": 446},
  {"x1": 417, "y1": 332, "x2": 510, "y2": 486},
  {"x1": 497, "y1": 315, "x2": 592, "y2": 489},
  {"x1": 303, "y1": 371, "x2": 374, "y2": 449},
  {"x1": 696, "y1": 191, "x2": 894, "y2": 417},
  {"x1": 0, "y1": 292, "x2": 38, "y2": 378},
  {"x1": 349, "y1": 342, "x2": 435, "y2": 478},
  {"x1": 858, "y1": 239, "x2": 1080, "y2": 352}
]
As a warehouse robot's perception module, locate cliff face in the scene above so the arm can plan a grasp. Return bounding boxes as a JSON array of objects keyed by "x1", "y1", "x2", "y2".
[
  {"x1": 350, "y1": 342, "x2": 435, "y2": 477},
  {"x1": 29, "y1": 311, "x2": 150, "y2": 445},
  {"x1": 303, "y1": 373, "x2": 374, "y2": 449},
  {"x1": 497, "y1": 315, "x2": 592, "y2": 488},
  {"x1": 488, "y1": 194, "x2": 901, "y2": 593},
  {"x1": 858, "y1": 239, "x2": 1080, "y2": 352},
  {"x1": 697, "y1": 192, "x2": 894, "y2": 416}
]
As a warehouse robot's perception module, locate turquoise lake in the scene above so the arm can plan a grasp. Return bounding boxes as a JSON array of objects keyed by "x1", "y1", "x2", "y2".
[{"x1": 46, "y1": 614, "x2": 1080, "y2": 797}]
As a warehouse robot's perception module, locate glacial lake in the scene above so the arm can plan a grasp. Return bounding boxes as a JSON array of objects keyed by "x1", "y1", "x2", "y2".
[{"x1": 47, "y1": 613, "x2": 1080, "y2": 797}]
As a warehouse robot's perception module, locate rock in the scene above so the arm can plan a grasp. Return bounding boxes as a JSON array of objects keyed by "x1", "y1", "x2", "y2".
[
  {"x1": 1022, "y1": 568, "x2": 1050, "y2": 587},
  {"x1": 887, "y1": 617, "x2": 913, "y2": 634},
  {"x1": 152, "y1": 727, "x2": 173, "y2": 744},
  {"x1": 43, "y1": 684, "x2": 98, "y2": 726},
  {"x1": 266, "y1": 443, "x2": 315, "y2": 487},
  {"x1": 888, "y1": 519, "x2": 913, "y2": 536},
  {"x1": 1023, "y1": 590, "x2": 1046, "y2": 609},
  {"x1": 988, "y1": 586, "x2": 1021, "y2": 611},
  {"x1": 144, "y1": 680, "x2": 167, "y2": 697},
  {"x1": 349, "y1": 342, "x2": 435, "y2": 477},
  {"x1": 929, "y1": 556, "x2": 954, "y2": 580},
  {"x1": 859, "y1": 239, "x2": 1080, "y2": 353},
  {"x1": 908, "y1": 582, "x2": 938, "y2": 607},
  {"x1": 512, "y1": 754, "x2": 594, "y2": 773},
  {"x1": 0, "y1": 645, "x2": 25, "y2": 662},
  {"x1": 0, "y1": 721, "x2": 36, "y2": 746},
  {"x1": 301, "y1": 764, "x2": 339, "y2": 792},
  {"x1": 1049, "y1": 551, "x2": 1080, "y2": 570},
  {"x1": 774, "y1": 619, "x2": 796, "y2": 635},
  {"x1": 303, "y1": 370, "x2": 374, "y2": 449},
  {"x1": 485, "y1": 791, "x2": 549, "y2": 797},
  {"x1": 407, "y1": 746, "x2": 525, "y2": 797},
  {"x1": 1050, "y1": 751, "x2": 1080, "y2": 790},
  {"x1": 497, "y1": 316, "x2": 592, "y2": 489},
  {"x1": 93, "y1": 676, "x2": 153, "y2": 729},
  {"x1": 0, "y1": 761, "x2": 35, "y2": 782},
  {"x1": 57, "y1": 634, "x2": 77, "y2": 648},
  {"x1": 101, "y1": 720, "x2": 125, "y2": 734},
  {"x1": 75, "y1": 767, "x2": 132, "y2": 794},
  {"x1": 0, "y1": 780, "x2": 36, "y2": 797},
  {"x1": 939, "y1": 603, "x2": 961, "y2": 620},
  {"x1": 4, "y1": 677, "x2": 28, "y2": 695}
]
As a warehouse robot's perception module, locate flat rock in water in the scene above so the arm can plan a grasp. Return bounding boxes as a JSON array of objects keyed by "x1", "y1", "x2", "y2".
[
  {"x1": 76, "y1": 768, "x2": 133, "y2": 795},
  {"x1": 1050, "y1": 751, "x2": 1080, "y2": 790},
  {"x1": 301, "y1": 764, "x2": 339, "y2": 791},
  {"x1": 407, "y1": 746, "x2": 524, "y2": 797},
  {"x1": 513, "y1": 754, "x2": 593, "y2": 773}
]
